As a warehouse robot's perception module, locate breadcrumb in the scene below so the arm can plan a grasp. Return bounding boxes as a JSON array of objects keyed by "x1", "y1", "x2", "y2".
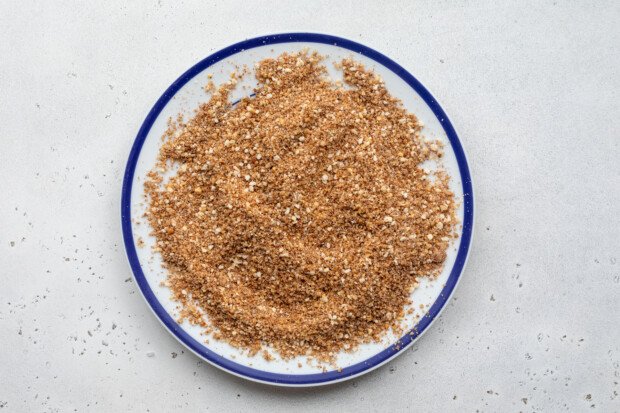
[{"x1": 144, "y1": 50, "x2": 457, "y2": 363}]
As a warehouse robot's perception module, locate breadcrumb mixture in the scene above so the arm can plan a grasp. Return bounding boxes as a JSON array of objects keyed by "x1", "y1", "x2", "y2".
[{"x1": 145, "y1": 50, "x2": 457, "y2": 362}]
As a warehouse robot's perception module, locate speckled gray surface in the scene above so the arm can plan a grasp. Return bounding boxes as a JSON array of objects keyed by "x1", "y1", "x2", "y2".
[{"x1": 1, "y1": 1, "x2": 619, "y2": 411}]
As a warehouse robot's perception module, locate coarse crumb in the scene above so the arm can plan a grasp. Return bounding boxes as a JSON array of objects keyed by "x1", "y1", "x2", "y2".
[{"x1": 145, "y1": 50, "x2": 458, "y2": 363}]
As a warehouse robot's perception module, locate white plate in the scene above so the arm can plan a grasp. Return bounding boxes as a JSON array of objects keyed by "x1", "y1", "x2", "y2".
[{"x1": 121, "y1": 33, "x2": 474, "y2": 386}]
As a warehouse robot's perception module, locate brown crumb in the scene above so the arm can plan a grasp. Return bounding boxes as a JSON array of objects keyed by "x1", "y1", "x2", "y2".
[{"x1": 145, "y1": 50, "x2": 458, "y2": 363}]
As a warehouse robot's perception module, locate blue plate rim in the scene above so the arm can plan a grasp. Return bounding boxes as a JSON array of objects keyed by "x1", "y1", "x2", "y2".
[{"x1": 121, "y1": 32, "x2": 474, "y2": 386}]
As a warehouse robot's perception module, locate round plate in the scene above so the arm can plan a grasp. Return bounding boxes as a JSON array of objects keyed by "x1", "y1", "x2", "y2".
[{"x1": 121, "y1": 33, "x2": 474, "y2": 386}]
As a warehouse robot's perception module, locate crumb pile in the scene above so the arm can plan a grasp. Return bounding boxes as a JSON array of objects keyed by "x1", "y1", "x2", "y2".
[{"x1": 145, "y1": 50, "x2": 457, "y2": 361}]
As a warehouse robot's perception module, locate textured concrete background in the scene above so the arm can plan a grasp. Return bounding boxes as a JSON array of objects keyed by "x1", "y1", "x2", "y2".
[{"x1": 1, "y1": 1, "x2": 619, "y2": 411}]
